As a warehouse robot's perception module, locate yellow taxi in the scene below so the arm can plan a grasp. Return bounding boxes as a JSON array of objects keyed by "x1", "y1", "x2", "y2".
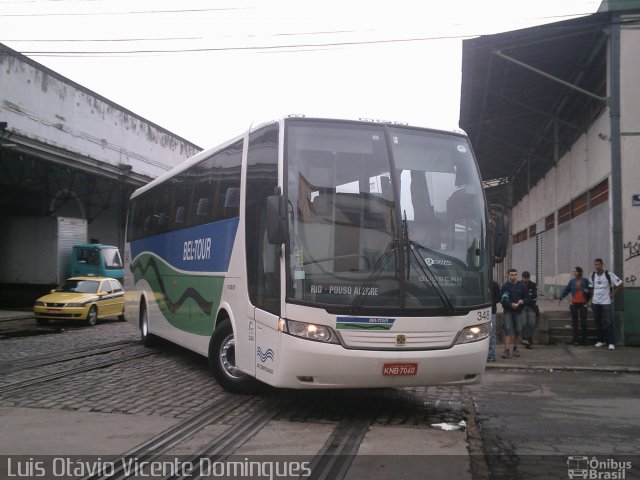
[{"x1": 34, "y1": 277, "x2": 125, "y2": 326}]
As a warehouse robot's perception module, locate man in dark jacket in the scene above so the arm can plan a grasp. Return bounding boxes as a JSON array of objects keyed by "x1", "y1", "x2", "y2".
[
  {"x1": 500, "y1": 268, "x2": 529, "y2": 358},
  {"x1": 521, "y1": 271, "x2": 538, "y2": 349}
]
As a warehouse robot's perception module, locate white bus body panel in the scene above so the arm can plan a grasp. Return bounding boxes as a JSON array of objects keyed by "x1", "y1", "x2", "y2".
[{"x1": 250, "y1": 302, "x2": 490, "y2": 389}]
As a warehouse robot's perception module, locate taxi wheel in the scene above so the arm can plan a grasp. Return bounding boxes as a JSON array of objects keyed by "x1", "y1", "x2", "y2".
[
  {"x1": 85, "y1": 305, "x2": 98, "y2": 326},
  {"x1": 36, "y1": 318, "x2": 49, "y2": 326}
]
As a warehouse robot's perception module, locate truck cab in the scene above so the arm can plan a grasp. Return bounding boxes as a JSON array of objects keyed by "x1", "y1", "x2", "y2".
[{"x1": 71, "y1": 244, "x2": 124, "y2": 281}]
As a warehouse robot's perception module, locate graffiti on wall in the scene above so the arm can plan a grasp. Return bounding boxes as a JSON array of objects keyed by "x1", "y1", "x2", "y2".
[
  {"x1": 625, "y1": 275, "x2": 637, "y2": 287},
  {"x1": 624, "y1": 235, "x2": 640, "y2": 262}
]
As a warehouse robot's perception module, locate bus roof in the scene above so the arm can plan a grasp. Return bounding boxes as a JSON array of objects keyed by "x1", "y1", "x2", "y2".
[{"x1": 130, "y1": 116, "x2": 468, "y2": 200}]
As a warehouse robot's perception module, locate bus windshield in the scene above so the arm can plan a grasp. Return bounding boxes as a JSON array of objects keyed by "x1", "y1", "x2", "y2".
[{"x1": 285, "y1": 120, "x2": 489, "y2": 312}]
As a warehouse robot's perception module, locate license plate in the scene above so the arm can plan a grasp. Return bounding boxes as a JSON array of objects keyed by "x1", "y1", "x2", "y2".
[{"x1": 383, "y1": 363, "x2": 418, "y2": 376}]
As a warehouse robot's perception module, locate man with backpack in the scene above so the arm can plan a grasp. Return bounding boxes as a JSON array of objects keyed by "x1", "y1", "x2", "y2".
[{"x1": 589, "y1": 258, "x2": 623, "y2": 350}]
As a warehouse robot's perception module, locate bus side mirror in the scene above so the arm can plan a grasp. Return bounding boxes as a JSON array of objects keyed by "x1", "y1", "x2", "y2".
[
  {"x1": 266, "y1": 195, "x2": 287, "y2": 244},
  {"x1": 489, "y1": 204, "x2": 509, "y2": 263}
]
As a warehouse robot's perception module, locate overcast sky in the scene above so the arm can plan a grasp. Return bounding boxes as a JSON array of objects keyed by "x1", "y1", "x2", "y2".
[{"x1": 1, "y1": 0, "x2": 602, "y2": 149}]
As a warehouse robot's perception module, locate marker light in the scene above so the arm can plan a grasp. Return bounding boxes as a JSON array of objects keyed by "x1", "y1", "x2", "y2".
[
  {"x1": 456, "y1": 323, "x2": 491, "y2": 344},
  {"x1": 283, "y1": 319, "x2": 339, "y2": 344}
]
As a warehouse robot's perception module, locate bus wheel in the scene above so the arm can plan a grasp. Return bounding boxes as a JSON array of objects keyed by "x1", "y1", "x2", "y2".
[
  {"x1": 85, "y1": 306, "x2": 98, "y2": 326},
  {"x1": 209, "y1": 319, "x2": 260, "y2": 394},
  {"x1": 140, "y1": 305, "x2": 156, "y2": 347}
]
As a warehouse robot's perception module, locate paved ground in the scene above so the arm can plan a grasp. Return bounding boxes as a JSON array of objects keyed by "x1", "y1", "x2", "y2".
[
  {"x1": 470, "y1": 369, "x2": 640, "y2": 479},
  {"x1": 0, "y1": 311, "x2": 638, "y2": 480},
  {"x1": 0, "y1": 316, "x2": 474, "y2": 480},
  {"x1": 487, "y1": 343, "x2": 640, "y2": 373}
]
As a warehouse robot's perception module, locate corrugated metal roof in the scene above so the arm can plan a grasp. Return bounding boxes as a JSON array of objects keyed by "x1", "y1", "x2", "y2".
[{"x1": 459, "y1": 13, "x2": 611, "y2": 204}]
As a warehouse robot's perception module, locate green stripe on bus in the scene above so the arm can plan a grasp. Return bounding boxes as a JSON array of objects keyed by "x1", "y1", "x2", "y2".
[{"x1": 132, "y1": 253, "x2": 224, "y2": 336}]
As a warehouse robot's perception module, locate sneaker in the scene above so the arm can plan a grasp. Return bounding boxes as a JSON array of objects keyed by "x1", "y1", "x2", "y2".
[
  {"x1": 609, "y1": 344, "x2": 616, "y2": 350},
  {"x1": 513, "y1": 347, "x2": 520, "y2": 357},
  {"x1": 502, "y1": 350, "x2": 511, "y2": 359},
  {"x1": 487, "y1": 357, "x2": 496, "y2": 362},
  {"x1": 595, "y1": 342, "x2": 606, "y2": 348},
  {"x1": 525, "y1": 342, "x2": 532, "y2": 350},
  {"x1": 521, "y1": 339, "x2": 529, "y2": 346}
]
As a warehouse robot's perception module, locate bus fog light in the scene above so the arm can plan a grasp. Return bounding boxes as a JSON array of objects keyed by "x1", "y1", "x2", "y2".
[
  {"x1": 286, "y1": 319, "x2": 339, "y2": 344},
  {"x1": 456, "y1": 323, "x2": 490, "y2": 344}
]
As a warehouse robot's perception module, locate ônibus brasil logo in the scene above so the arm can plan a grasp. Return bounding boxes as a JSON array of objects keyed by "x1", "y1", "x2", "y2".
[{"x1": 567, "y1": 456, "x2": 632, "y2": 479}]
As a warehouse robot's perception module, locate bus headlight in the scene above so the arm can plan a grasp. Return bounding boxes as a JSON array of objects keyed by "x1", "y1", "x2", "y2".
[
  {"x1": 282, "y1": 319, "x2": 339, "y2": 344},
  {"x1": 456, "y1": 323, "x2": 491, "y2": 344}
]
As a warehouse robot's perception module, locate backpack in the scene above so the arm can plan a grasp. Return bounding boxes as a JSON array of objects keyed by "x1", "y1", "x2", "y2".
[{"x1": 590, "y1": 270, "x2": 613, "y2": 293}]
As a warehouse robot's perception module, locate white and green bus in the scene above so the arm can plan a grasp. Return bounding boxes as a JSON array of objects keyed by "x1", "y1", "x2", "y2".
[{"x1": 124, "y1": 117, "x2": 504, "y2": 393}]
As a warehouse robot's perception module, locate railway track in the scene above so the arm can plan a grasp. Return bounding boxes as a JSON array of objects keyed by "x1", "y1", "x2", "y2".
[
  {"x1": 76, "y1": 394, "x2": 291, "y2": 480},
  {"x1": 76, "y1": 390, "x2": 380, "y2": 480},
  {"x1": 169, "y1": 395, "x2": 299, "y2": 480},
  {"x1": 305, "y1": 414, "x2": 376, "y2": 480},
  {"x1": 0, "y1": 339, "x2": 139, "y2": 374},
  {"x1": 0, "y1": 346, "x2": 158, "y2": 395}
]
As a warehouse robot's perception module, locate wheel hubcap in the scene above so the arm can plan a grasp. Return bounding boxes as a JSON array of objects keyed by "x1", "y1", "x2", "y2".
[{"x1": 219, "y1": 334, "x2": 244, "y2": 380}]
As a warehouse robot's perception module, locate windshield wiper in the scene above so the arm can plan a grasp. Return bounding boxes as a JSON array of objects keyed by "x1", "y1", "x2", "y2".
[
  {"x1": 402, "y1": 215, "x2": 455, "y2": 314},
  {"x1": 350, "y1": 240, "x2": 397, "y2": 312}
]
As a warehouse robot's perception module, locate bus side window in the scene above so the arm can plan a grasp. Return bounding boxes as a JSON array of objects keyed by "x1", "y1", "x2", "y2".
[
  {"x1": 174, "y1": 206, "x2": 185, "y2": 228},
  {"x1": 196, "y1": 198, "x2": 209, "y2": 217},
  {"x1": 246, "y1": 123, "x2": 280, "y2": 315},
  {"x1": 223, "y1": 187, "x2": 240, "y2": 218}
]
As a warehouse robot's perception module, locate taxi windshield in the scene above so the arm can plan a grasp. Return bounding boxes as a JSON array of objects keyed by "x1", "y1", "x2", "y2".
[{"x1": 57, "y1": 280, "x2": 100, "y2": 294}]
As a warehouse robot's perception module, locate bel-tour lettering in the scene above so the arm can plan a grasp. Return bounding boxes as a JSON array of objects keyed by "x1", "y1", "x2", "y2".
[{"x1": 183, "y1": 237, "x2": 212, "y2": 261}]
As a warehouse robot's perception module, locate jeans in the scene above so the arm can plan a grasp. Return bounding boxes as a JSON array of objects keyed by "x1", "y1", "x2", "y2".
[
  {"x1": 488, "y1": 313, "x2": 496, "y2": 360},
  {"x1": 570, "y1": 303, "x2": 588, "y2": 344},
  {"x1": 592, "y1": 303, "x2": 615, "y2": 345},
  {"x1": 522, "y1": 306, "x2": 537, "y2": 341}
]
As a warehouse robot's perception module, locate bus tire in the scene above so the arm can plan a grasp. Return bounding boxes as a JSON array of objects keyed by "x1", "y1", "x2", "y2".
[
  {"x1": 209, "y1": 318, "x2": 260, "y2": 394},
  {"x1": 140, "y1": 304, "x2": 156, "y2": 347}
]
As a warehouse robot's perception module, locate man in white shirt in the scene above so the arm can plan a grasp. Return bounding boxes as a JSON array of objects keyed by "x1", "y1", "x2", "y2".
[{"x1": 589, "y1": 258, "x2": 623, "y2": 350}]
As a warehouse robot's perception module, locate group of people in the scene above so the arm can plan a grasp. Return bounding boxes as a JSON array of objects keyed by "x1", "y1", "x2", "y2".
[{"x1": 487, "y1": 258, "x2": 623, "y2": 362}]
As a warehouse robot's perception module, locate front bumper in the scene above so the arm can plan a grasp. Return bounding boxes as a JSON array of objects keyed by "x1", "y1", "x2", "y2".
[
  {"x1": 33, "y1": 306, "x2": 88, "y2": 320},
  {"x1": 272, "y1": 333, "x2": 488, "y2": 389}
]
